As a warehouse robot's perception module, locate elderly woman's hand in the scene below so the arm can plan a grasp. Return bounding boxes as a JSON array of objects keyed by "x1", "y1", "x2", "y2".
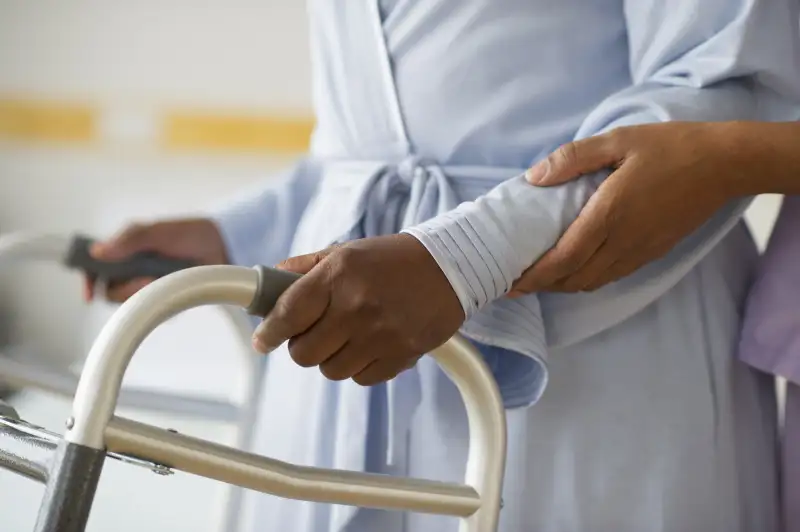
[
  {"x1": 251, "y1": 234, "x2": 464, "y2": 386},
  {"x1": 509, "y1": 121, "x2": 749, "y2": 295}
]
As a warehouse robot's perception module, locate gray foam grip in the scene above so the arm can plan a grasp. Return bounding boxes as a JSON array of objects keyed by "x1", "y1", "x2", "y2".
[
  {"x1": 65, "y1": 235, "x2": 197, "y2": 284},
  {"x1": 246, "y1": 266, "x2": 303, "y2": 318}
]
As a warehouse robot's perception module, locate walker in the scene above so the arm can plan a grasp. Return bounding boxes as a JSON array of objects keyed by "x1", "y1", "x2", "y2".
[
  {"x1": 0, "y1": 260, "x2": 507, "y2": 530},
  {"x1": 0, "y1": 231, "x2": 268, "y2": 529}
]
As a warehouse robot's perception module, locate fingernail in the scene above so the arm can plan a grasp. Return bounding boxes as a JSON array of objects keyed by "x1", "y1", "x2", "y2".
[
  {"x1": 252, "y1": 336, "x2": 270, "y2": 354},
  {"x1": 252, "y1": 334, "x2": 279, "y2": 354},
  {"x1": 525, "y1": 159, "x2": 550, "y2": 185},
  {"x1": 253, "y1": 319, "x2": 280, "y2": 353}
]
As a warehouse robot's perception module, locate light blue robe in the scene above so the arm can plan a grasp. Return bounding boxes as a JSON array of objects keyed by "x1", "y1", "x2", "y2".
[{"x1": 211, "y1": 1, "x2": 800, "y2": 530}]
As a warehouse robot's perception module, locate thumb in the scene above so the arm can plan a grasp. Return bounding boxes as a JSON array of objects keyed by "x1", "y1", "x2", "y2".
[
  {"x1": 92, "y1": 223, "x2": 166, "y2": 261},
  {"x1": 526, "y1": 133, "x2": 624, "y2": 187},
  {"x1": 276, "y1": 245, "x2": 341, "y2": 275},
  {"x1": 253, "y1": 264, "x2": 331, "y2": 353}
]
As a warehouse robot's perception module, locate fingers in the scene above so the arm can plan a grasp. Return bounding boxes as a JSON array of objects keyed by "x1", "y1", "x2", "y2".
[
  {"x1": 579, "y1": 259, "x2": 627, "y2": 292},
  {"x1": 82, "y1": 275, "x2": 155, "y2": 303},
  {"x1": 316, "y1": 340, "x2": 382, "y2": 381},
  {"x1": 252, "y1": 264, "x2": 332, "y2": 353},
  {"x1": 83, "y1": 225, "x2": 154, "y2": 303},
  {"x1": 82, "y1": 276, "x2": 96, "y2": 302},
  {"x1": 103, "y1": 277, "x2": 156, "y2": 303},
  {"x1": 510, "y1": 192, "x2": 611, "y2": 294},
  {"x1": 276, "y1": 245, "x2": 339, "y2": 275},
  {"x1": 287, "y1": 312, "x2": 351, "y2": 370},
  {"x1": 352, "y1": 356, "x2": 418, "y2": 387},
  {"x1": 526, "y1": 131, "x2": 626, "y2": 187},
  {"x1": 582, "y1": 244, "x2": 673, "y2": 291},
  {"x1": 545, "y1": 244, "x2": 617, "y2": 292},
  {"x1": 91, "y1": 224, "x2": 158, "y2": 261}
]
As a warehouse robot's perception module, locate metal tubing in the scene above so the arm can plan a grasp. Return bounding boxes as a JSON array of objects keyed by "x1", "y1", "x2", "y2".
[
  {"x1": 0, "y1": 356, "x2": 241, "y2": 422},
  {"x1": 0, "y1": 415, "x2": 55, "y2": 483},
  {"x1": 0, "y1": 450, "x2": 49, "y2": 483},
  {"x1": 58, "y1": 264, "x2": 507, "y2": 531},
  {"x1": 431, "y1": 336, "x2": 506, "y2": 532},
  {"x1": 0, "y1": 233, "x2": 71, "y2": 263},
  {"x1": 65, "y1": 266, "x2": 260, "y2": 449},
  {"x1": 0, "y1": 232, "x2": 269, "y2": 532},
  {"x1": 221, "y1": 355, "x2": 267, "y2": 531},
  {"x1": 105, "y1": 416, "x2": 481, "y2": 517}
]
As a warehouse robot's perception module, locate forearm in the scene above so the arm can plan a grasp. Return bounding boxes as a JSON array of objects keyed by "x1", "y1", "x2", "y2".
[
  {"x1": 728, "y1": 121, "x2": 800, "y2": 196},
  {"x1": 405, "y1": 173, "x2": 596, "y2": 317}
]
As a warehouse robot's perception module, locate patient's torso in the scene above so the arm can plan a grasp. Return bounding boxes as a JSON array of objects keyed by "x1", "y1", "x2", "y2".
[{"x1": 307, "y1": 0, "x2": 629, "y2": 167}]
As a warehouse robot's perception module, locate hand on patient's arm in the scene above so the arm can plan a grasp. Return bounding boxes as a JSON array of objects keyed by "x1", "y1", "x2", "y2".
[
  {"x1": 251, "y1": 234, "x2": 463, "y2": 385},
  {"x1": 508, "y1": 121, "x2": 758, "y2": 295}
]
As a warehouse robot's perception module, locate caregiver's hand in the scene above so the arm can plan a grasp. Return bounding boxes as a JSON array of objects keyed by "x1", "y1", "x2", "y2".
[
  {"x1": 252, "y1": 234, "x2": 464, "y2": 386},
  {"x1": 82, "y1": 218, "x2": 229, "y2": 302},
  {"x1": 509, "y1": 122, "x2": 743, "y2": 295}
]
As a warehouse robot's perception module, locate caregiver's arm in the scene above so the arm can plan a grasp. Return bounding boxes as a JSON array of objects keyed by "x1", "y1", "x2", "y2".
[
  {"x1": 512, "y1": 121, "x2": 800, "y2": 294},
  {"x1": 734, "y1": 122, "x2": 800, "y2": 195},
  {"x1": 406, "y1": 0, "x2": 800, "y2": 317}
]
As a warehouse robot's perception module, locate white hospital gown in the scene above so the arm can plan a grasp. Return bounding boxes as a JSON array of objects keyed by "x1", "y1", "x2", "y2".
[{"x1": 212, "y1": 1, "x2": 800, "y2": 531}]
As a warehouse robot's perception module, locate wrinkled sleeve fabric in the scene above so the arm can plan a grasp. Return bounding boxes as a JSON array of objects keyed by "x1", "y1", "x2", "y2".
[
  {"x1": 406, "y1": 0, "x2": 800, "y2": 329},
  {"x1": 209, "y1": 159, "x2": 320, "y2": 270}
]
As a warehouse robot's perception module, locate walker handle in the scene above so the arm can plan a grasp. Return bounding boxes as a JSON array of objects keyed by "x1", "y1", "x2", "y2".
[{"x1": 64, "y1": 235, "x2": 197, "y2": 284}]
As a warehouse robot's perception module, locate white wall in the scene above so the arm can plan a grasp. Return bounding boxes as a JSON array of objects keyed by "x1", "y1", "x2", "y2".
[
  {"x1": 0, "y1": 0, "x2": 313, "y2": 363},
  {"x1": 0, "y1": 0, "x2": 311, "y2": 110}
]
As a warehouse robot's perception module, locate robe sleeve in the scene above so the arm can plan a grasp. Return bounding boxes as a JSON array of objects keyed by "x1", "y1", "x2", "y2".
[{"x1": 208, "y1": 159, "x2": 319, "y2": 270}]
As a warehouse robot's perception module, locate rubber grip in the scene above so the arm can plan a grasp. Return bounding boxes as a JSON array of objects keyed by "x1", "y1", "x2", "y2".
[
  {"x1": 64, "y1": 235, "x2": 197, "y2": 284},
  {"x1": 246, "y1": 265, "x2": 303, "y2": 318}
]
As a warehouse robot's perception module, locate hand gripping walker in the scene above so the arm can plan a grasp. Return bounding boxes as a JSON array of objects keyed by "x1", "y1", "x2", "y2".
[
  {"x1": 0, "y1": 232, "x2": 267, "y2": 529},
  {"x1": 16, "y1": 263, "x2": 507, "y2": 531},
  {"x1": 0, "y1": 232, "x2": 259, "y2": 422}
]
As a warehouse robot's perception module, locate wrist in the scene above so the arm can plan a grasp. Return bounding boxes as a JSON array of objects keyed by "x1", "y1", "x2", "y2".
[
  {"x1": 721, "y1": 121, "x2": 800, "y2": 197},
  {"x1": 712, "y1": 121, "x2": 765, "y2": 198}
]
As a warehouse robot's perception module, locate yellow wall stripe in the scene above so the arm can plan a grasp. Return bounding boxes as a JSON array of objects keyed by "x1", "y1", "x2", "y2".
[
  {"x1": 0, "y1": 97, "x2": 314, "y2": 153},
  {"x1": 0, "y1": 99, "x2": 95, "y2": 144},
  {"x1": 164, "y1": 111, "x2": 313, "y2": 153}
]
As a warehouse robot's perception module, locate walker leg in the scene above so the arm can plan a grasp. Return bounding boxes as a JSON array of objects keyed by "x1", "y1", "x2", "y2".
[{"x1": 34, "y1": 441, "x2": 106, "y2": 532}]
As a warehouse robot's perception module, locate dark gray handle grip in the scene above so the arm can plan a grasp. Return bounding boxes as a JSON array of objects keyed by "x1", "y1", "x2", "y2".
[
  {"x1": 64, "y1": 235, "x2": 197, "y2": 284},
  {"x1": 246, "y1": 265, "x2": 303, "y2": 318}
]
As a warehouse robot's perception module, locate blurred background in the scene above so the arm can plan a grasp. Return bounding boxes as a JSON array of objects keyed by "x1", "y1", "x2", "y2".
[
  {"x1": 0, "y1": 2, "x2": 787, "y2": 531},
  {"x1": 0, "y1": 2, "x2": 313, "y2": 531}
]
